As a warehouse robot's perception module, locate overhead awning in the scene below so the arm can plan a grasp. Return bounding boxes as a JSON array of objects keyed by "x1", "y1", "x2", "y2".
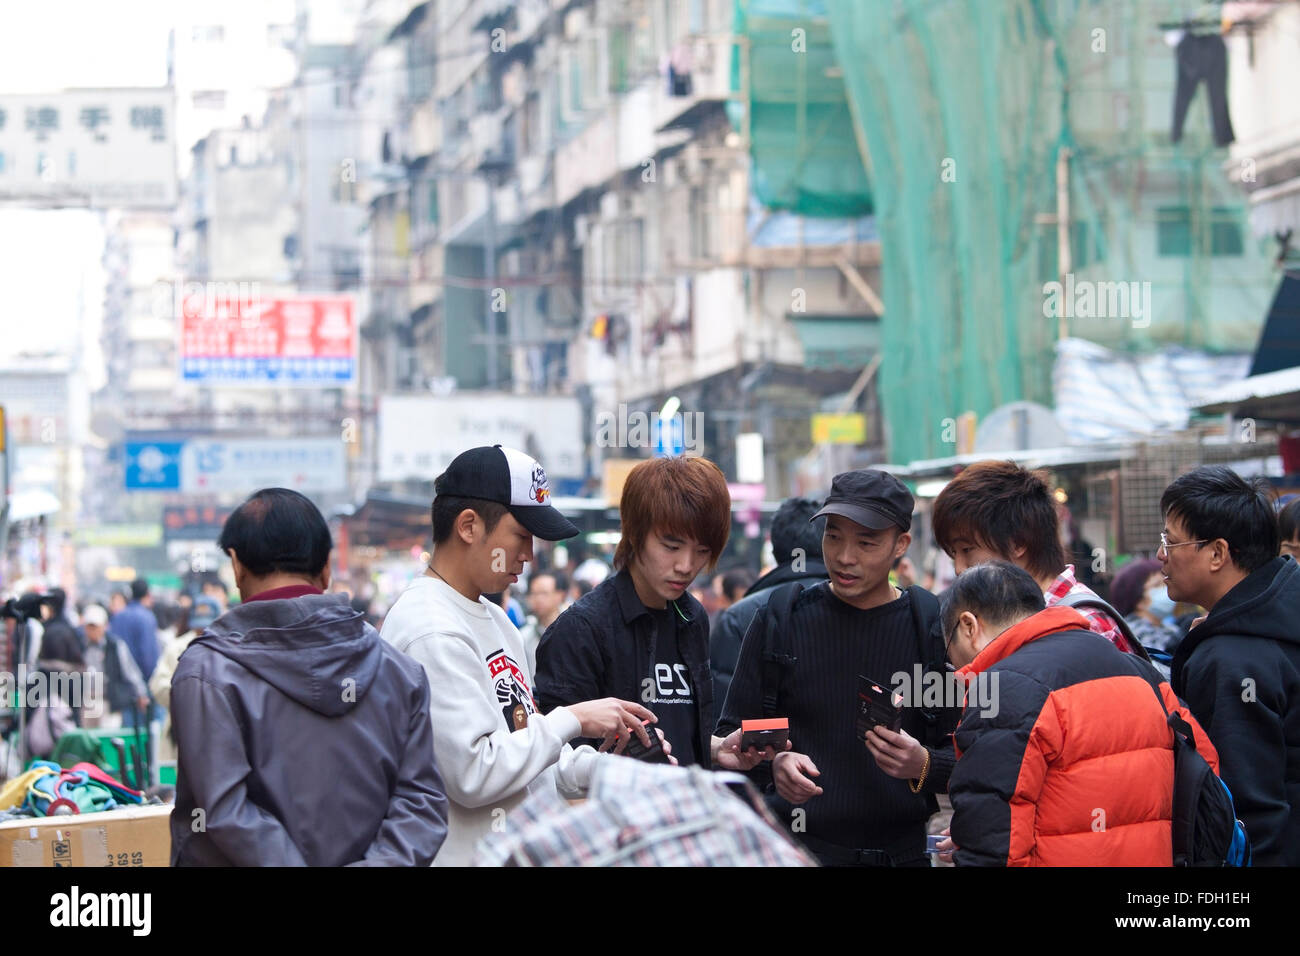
[
  {"x1": 1193, "y1": 365, "x2": 1300, "y2": 424},
  {"x1": 790, "y1": 314, "x2": 879, "y2": 371}
]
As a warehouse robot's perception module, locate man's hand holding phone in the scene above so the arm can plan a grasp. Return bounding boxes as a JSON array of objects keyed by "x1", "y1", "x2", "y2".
[
  {"x1": 568, "y1": 697, "x2": 656, "y2": 749},
  {"x1": 772, "y1": 751, "x2": 823, "y2": 804},
  {"x1": 864, "y1": 724, "x2": 928, "y2": 779}
]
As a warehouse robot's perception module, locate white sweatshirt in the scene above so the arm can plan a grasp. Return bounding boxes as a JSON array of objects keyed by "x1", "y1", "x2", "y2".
[{"x1": 381, "y1": 575, "x2": 597, "y2": 866}]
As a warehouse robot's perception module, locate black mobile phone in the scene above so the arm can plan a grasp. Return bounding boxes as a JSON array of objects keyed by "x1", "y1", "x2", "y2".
[
  {"x1": 855, "y1": 674, "x2": 903, "y2": 740},
  {"x1": 621, "y1": 721, "x2": 670, "y2": 763}
]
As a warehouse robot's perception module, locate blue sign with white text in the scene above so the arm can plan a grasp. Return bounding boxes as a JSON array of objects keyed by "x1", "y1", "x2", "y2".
[
  {"x1": 652, "y1": 416, "x2": 685, "y2": 457},
  {"x1": 125, "y1": 441, "x2": 183, "y2": 490}
]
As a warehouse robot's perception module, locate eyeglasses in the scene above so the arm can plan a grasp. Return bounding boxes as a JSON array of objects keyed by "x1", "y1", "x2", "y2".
[{"x1": 1159, "y1": 531, "x2": 1208, "y2": 553}]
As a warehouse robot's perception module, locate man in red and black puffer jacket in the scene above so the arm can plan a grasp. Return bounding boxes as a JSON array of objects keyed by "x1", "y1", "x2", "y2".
[{"x1": 941, "y1": 561, "x2": 1219, "y2": 866}]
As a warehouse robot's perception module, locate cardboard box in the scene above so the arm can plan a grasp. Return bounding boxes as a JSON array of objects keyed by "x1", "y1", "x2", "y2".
[{"x1": 0, "y1": 804, "x2": 172, "y2": 867}]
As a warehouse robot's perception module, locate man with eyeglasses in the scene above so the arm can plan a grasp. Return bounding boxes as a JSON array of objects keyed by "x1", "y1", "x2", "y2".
[
  {"x1": 938, "y1": 561, "x2": 1219, "y2": 866},
  {"x1": 1161, "y1": 465, "x2": 1300, "y2": 866}
]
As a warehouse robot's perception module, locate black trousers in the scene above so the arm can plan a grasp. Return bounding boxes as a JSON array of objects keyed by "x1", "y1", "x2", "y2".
[{"x1": 1172, "y1": 33, "x2": 1235, "y2": 147}]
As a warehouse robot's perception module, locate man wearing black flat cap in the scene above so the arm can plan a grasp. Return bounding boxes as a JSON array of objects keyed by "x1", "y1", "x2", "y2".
[
  {"x1": 715, "y1": 469, "x2": 960, "y2": 867},
  {"x1": 382, "y1": 445, "x2": 657, "y2": 865}
]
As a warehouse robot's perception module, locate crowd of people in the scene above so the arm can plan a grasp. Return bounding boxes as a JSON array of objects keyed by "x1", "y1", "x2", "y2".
[
  {"x1": 4, "y1": 577, "x2": 229, "y2": 765},
  {"x1": 4, "y1": 445, "x2": 1297, "y2": 867}
]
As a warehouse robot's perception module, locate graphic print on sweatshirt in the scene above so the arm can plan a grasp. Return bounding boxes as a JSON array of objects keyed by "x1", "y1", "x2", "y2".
[{"x1": 487, "y1": 647, "x2": 537, "y2": 730}]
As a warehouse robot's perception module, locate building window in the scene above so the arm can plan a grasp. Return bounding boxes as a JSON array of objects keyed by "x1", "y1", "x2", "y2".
[
  {"x1": 1157, "y1": 206, "x2": 1192, "y2": 257},
  {"x1": 0, "y1": 152, "x2": 6, "y2": 175},
  {"x1": 1038, "y1": 220, "x2": 1105, "y2": 282},
  {"x1": 1209, "y1": 207, "x2": 1244, "y2": 256},
  {"x1": 1158, "y1": 205, "x2": 1244, "y2": 257}
]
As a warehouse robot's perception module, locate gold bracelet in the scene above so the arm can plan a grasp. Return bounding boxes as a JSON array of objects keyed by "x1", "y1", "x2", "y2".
[{"x1": 908, "y1": 748, "x2": 932, "y2": 794}]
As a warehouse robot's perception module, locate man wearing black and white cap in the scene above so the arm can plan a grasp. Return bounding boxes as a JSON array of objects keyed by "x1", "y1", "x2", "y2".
[
  {"x1": 381, "y1": 445, "x2": 658, "y2": 865},
  {"x1": 715, "y1": 469, "x2": 960, "y2": 866}
]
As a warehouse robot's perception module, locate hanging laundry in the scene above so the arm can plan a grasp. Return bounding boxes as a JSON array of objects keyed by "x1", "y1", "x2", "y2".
[{"x1": 1171, "y1": 33, "x2": 1235, "y2": 146}]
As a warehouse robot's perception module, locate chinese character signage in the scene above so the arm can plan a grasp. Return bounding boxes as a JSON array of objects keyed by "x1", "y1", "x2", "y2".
[
  {"x1": 179, "y1": 293, "x2": 356, "y2": 386},
  {"x1": 0, "y1": 89, "x2": 175, "y2": 208},
  {"x1": 125, "y1": 438, "x2": 346, "y2": 493}
]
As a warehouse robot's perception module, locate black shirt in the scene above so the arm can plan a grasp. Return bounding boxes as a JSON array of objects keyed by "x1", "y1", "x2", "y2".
[
  {"x1": 717, "y1": 582, "x2": 955, "y2": 855},
  {"x1": 645, "y1": 607, "x2": 701, "y2": 766},
  {"x1": 535, "y1": 568, "x2": 714, "y2": 768}
]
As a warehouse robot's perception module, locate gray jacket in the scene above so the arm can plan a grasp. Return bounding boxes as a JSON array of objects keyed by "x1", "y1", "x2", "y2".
[{"x1": 170, "y1": 592, "x2": 448, "y2": 866}]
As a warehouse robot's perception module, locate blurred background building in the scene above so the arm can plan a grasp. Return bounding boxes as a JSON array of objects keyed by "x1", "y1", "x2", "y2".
[{"x1": 1, "y1": 0, "x2": 1297, "y2": 602}]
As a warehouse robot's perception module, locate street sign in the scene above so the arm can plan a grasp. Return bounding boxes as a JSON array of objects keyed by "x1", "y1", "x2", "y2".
[
  {"x1": 652, "y1": 415, "x2": 685, "y2": 457},
  {"x1": 811, "y1": 413, "x2": 867, "y2": 445},
  {"x1": 162, "y1": 505, "x2": 234, "y2": 541},
  {"x1": 179, "y1": 293, "x2": 356, "y2": 386},
  {"x1": 125, "y1": 441, "x2": 184, "y2": 490},
  {"x1": 74, "y1": 524, "x2": 163, "y2": 548},
  {"x1": 124, "y1": 438, "x2": 346, "y2": 493},
  {"x1": 378, "y1": 394, "x2": 584, "y2": 482}
]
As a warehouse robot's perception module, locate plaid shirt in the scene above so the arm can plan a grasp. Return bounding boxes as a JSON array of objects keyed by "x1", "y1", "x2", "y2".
[
  {"x1": 1044, "y1": 565, "x2": 1133, "y2": 654},
  {"x1": 474, "y1": 757, "x2": 817, "y2": 867}
]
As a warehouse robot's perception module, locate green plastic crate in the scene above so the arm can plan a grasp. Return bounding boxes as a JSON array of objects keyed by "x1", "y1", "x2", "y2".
[{"x1": 46, "y1": 726, "x2": 152, "y2": 790}]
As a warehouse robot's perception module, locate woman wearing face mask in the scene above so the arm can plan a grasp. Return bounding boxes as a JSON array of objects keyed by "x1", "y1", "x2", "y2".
[{"x1": 1109, "y1": 558, "x2": 1183, "y2": 653}]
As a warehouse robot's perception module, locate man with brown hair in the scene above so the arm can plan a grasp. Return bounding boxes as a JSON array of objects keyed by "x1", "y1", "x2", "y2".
[
  {"x1": 535, "y1": 456, "x2": 732, "y2": 767},
  {"x1": 931, "y1": 460, "x2": 1134, "y2": 653}
]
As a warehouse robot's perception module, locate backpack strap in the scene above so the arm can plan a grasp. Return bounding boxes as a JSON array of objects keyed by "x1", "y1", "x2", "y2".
[
  {"x1": 1133, "y1": 657, "x2": 1199, "y2": 748},
  {"x1": 759, "y1": 583, "x2": 803, "y2": 719},
  {"x1": 1057, "y1": 591, "x2": 1153, "y2": 662}
]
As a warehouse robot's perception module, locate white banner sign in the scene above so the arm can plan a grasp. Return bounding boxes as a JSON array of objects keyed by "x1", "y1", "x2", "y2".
[
  {"x1": 183, "y1": 438, "x2": 346, "y2": 493},
  {"x1": 379, "y1": 395, "x2": 584, "y2": 482},
  {"x1": 0, "y1": 89, "x2": 177, "y2": 208}
]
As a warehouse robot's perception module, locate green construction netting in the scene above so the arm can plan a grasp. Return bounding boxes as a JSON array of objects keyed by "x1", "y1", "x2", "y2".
[
  {"x1": 729, "y1": 0, "x2": 873, "y2": 217},
  {"x1": 804, "y1": 0, "x2": 1279, "y2": 465}
]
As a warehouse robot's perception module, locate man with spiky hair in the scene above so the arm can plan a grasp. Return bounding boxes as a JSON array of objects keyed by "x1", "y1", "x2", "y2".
[{"x1": 932, "y1": 460, "x2": 1136, "y2": 653}]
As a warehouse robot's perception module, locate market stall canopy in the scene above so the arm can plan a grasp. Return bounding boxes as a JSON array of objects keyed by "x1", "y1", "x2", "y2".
[
  {"x1": 1054, "y1": 338, "x2": 1250, "y2": 443},
  {"x1": 1193, "y1": 365, "x2": 1300, "y2": 424}
]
